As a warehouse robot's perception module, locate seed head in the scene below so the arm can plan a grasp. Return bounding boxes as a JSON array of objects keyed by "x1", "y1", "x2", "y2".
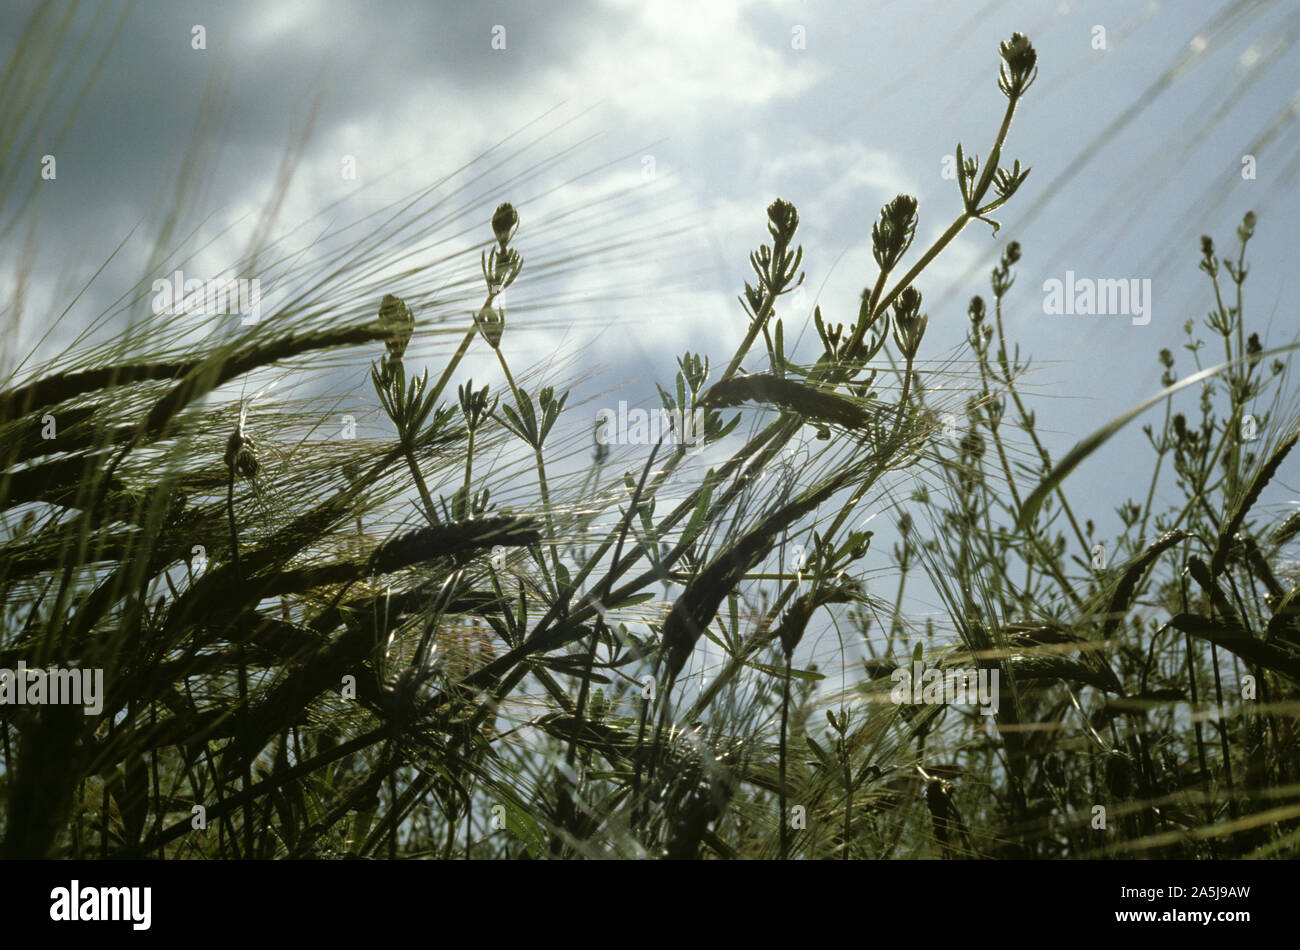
[
  {"x1": 998, "y1": 32, "x2": 1038, "y2": 98},
  {"x1": 225, "y1": 429, "x2": 259, "y2": 479},
  {"x1": 592, "y1": 415, "x2": 611, "y2": 464},
  {"x1": 379, "y1": 293, "x2": 415, "y2": 386},
  {"x1": 959, "y1": 430, "x2": 985, "y2": 459},
  {"x1": 1173, "y1": 413, "x2": 1188, "y2": 441},
  {"x1": 1238, "y1": 211, "x2": 1257, "y2": 244},
  {"x1": 872, "y1": 195, "x2": 918, "y2": 272},
  {"x1": 891, "y1": 286, "x2": 927, "y2": 359},
  {"x1": 474, "y1": 304, "x2": 505, "y2": 349},
  {"x1": 765, "y1": 198, "x2": 799, "y2": 247},
  {"x1": 492, "y1": 202, "x2": 519, "y2": 248}
]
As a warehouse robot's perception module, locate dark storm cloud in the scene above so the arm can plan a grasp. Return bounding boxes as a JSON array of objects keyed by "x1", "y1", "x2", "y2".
[{"x1": 4, "y1": 1, "x2": 606, "y2": 248}]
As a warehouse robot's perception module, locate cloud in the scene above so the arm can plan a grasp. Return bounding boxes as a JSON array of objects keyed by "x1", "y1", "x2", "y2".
[{"x1": 556, "y1": 0, "x2": 822, "y2": 128}]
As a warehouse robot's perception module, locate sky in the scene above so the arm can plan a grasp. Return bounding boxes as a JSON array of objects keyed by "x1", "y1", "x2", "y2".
[{"x1": 3, "y1": 0, "x2": 1298, "y2": 674}]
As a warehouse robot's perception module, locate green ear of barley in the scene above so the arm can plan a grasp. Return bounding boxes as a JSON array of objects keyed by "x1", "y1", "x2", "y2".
[
  {"x1": 1170, "y1": 613, "x2": 1300, "y2": 683},
  {"x1": 1001, "y1": 624, "x2": 1124, "y2": 694},
  {"x1": 1005, "y1": 647, "x2": 1123, "y2": 694},
  {"x1": 1101, "y1": 528, "x2": 1187, "y2": 639},
  {"x1": 141, "y1": 323, "x2": 391, "y2": 440},
  {"x1": 226, "y1": 590, "x2": 513, "y2": 760},
  {"x1": 1211, "y1": 431, "x2": 1298, "y2": 576},
  {"x1": 701, "y1": 373, "x2": 875, "y2": 431},
  {"x1": 1269, "y1": 509, "x2": 1300, "y2": 547},
  {"x1": 776, "y1": 583, "x2": 860, "y2": 657},
  {"x1": 0, "y1": 361, "x2": 194, "y2": 426},
  {"x1": 662, "y1": 465, "x2": 867, "y2": 682},
  {"x1": 1266, "y1": 588, "x2": 1300, "y2": 648},
  {"x1": 368, "y1": 518, "x2": 541, "y2": 573}
]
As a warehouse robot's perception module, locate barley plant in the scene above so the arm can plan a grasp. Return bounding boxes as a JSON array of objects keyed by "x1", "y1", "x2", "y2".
[{"x1": 2, "y1": 25, "x2": 1298, "y2": 862}]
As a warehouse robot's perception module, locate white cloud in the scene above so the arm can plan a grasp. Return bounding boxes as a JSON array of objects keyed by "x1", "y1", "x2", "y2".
[{"x1": 554, "y1": 0, "x2": 823, "y2": 128}]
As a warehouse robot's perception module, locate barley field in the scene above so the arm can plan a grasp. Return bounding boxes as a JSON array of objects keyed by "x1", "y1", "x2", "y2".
[{"x1": 2, "y1": 1, "x2": 1299, "y2": 865}]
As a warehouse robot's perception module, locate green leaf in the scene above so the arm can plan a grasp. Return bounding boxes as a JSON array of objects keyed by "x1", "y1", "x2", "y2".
[
  {"x1": 500, "y1": 403, "x2": 530, "y2": 443},
  {"x1": 745, "y1": 659, "x2": 825, "y2": 681},
  {"x1": 806, "y1": 734, "x2": 835, "y2": 774},
  {"x1": 701, "y1": 625, "x2": 730, "y2": 653},
  {"x1": 955, "y1": 142, "x2": 970, "y2": 204},
  {"x1": 684, "y1": 468, "x2": 717, "y2": 542},
  {"x1": 610, "y1": 592, "x2": 655, "y2": 609},
  {"x1": 501, "y1": 798, "x2": 548, "y2": 859},
  {"x1": 539, "y1": 653, "x2": 611, "y2": 683},
  {"x1": 728, "y1": 591, "x2": 740, "y2": 651},
  {"x1": 349, "y1": 808, "x2": 376, "y2": 856}
]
